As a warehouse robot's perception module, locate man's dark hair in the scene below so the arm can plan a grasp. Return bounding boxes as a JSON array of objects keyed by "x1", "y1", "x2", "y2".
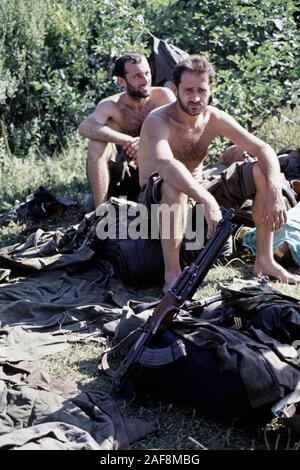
[
  {"x1": 112, "y1": 52, "x2": 147, "y2": 78},
  {"x1": 173, "y1": 55, "x2": 215, "y2": 87}
]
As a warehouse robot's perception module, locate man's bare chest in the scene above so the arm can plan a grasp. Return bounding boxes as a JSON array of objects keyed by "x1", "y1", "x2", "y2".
[{"x1": 116, "y1": 102, "x2": 156, "y2": 136}]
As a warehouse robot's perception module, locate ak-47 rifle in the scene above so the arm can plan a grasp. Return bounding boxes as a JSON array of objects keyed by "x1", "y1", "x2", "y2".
[{"x1": 113, "y1": 207, "x2": 235, "y2": 392}]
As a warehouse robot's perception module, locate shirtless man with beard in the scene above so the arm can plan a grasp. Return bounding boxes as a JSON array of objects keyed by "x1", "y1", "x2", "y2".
[
  {"x1": 137, "y1": 55, "x2": 300, "y2": 292},
  {"x1": 79, "y1": 52, "x2": 175, "y2": 209}
]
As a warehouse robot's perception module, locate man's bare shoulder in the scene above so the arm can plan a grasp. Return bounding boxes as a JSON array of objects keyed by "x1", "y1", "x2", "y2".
[
  {"x1": 142, "y1": 104, "x2": 173, "y2": 139},
  {"x1": 207, "y1": 105, "x2": 221, "y2": 116},
  {"x1": 150, "y1": 86, "x2": 176, "y2": 104},
  {"x1": 90, "y1": 92, "x2": 126, "y2": 121},
  {"x1": 146, "y1": 102, "x2": 173, "y2": 122},
  {"x1": 208, "y1": 105, "x2": 229, "y2": 121}
]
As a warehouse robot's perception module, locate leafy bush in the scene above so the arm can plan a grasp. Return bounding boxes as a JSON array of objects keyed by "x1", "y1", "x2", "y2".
[{"x1": 0, "y1": 0, "x2": 147, "y2": 156}]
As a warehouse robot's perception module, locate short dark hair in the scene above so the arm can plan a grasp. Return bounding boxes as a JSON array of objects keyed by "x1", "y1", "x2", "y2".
[
  {"x1": 112, "y1": 52, "x2": 147, "y2": 78},
  {"x1": 173, "y1": 55, "x2": 215, "y2": 87}
]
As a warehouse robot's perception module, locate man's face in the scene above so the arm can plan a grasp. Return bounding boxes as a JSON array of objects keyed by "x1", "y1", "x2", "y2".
[
  {"x1": 176, "y1": 71, "x2": 211, "y2": 116},
  {"x1": 122, "y1": 57, "x2": 152, "y2": 99}
]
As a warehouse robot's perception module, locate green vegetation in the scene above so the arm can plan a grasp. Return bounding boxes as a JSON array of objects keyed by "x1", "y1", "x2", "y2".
[
  {"x1": 0, "y1": 0, "x2": 299, "y2": 158},
  {"x1": 37, "y1": 262, "x2": 300, "y2": 450}
]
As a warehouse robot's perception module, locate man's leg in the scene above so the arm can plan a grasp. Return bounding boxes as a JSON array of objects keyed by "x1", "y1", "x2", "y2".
[
  {"x1": 252, "y1": 163, "x2": 300, "y2": 283},
  {"x1": 86, "y1": 140, "x2": 114, "y2": 208},
  {"x1": 159, "y1": 181, "x2": 188, "y2": 292}
]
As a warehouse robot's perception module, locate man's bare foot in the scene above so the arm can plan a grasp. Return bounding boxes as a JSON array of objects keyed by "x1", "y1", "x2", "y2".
[{"x1": 253, "y1": 261, "x2": 300, "y2": 284}]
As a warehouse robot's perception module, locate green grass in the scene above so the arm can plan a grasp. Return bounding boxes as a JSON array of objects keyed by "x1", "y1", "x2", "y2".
[
  {"x1": 0, "y1": 133, "x2": 88, "y2": 247},
  {"x1": 256, "y1": 107, "x2": 300, "y2": 153},
  {"x1": 0, "y1": 134, "x2": 88, "y2": 209}
]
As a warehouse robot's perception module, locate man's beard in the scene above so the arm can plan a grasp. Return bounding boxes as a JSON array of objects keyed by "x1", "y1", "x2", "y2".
[
  {"x1": 177, "y1": 94, "x2": 203, "y2": 116},
  {"x1": 126, "y1": 82, "x2": 150, "y2": 99}
]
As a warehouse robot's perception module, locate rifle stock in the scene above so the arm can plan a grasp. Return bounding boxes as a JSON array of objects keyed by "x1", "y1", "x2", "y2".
[{"x1": 113, "y1": 207, "x2": 235, "y2": 392}]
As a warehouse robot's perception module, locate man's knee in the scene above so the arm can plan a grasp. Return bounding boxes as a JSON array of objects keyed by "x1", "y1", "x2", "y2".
[{"x1": 88, "y1": 140, "x2": 114, "y2": 163}]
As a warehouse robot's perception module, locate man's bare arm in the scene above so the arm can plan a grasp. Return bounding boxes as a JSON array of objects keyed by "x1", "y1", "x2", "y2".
[
  {"x1": 78, "y1": 100, "x2": 134, "y2": 146},
  {"x1": 212, "y1": 108, "x2": 281, "y2": 183}
]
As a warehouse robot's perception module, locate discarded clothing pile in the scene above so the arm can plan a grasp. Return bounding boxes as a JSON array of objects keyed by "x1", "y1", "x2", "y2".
[
  {"x1": 0, "y1": 216, "x2": 160, "y2": 449},
  {"x1": 0, "y1": 362, "x2": 155, "y2": 450}
]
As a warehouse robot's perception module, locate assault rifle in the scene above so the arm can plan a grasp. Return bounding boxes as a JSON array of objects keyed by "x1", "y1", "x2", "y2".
[{"x1": 113, "y1": 208, "x2": 235, "y2": 393}]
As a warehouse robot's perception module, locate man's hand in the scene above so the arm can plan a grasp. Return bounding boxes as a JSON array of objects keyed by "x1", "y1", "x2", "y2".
[
  {"x1": 123, "y1": 137, "x2": 139, "y2": 163},
  {"x1": 262, "y1": 188, "x2": 287, "y2": 232},
  {"x1": 202, "y1": 195, "x2": 222, "y2": 239}
]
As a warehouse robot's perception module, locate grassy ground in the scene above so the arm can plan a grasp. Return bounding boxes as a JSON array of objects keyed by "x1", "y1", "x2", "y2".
[
  {"x1": 257, "y1": 107, "x2": 300, "y2": 154},
  {"x1": 0, "y1": 108, "x2": 300, "y2": 450}
]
